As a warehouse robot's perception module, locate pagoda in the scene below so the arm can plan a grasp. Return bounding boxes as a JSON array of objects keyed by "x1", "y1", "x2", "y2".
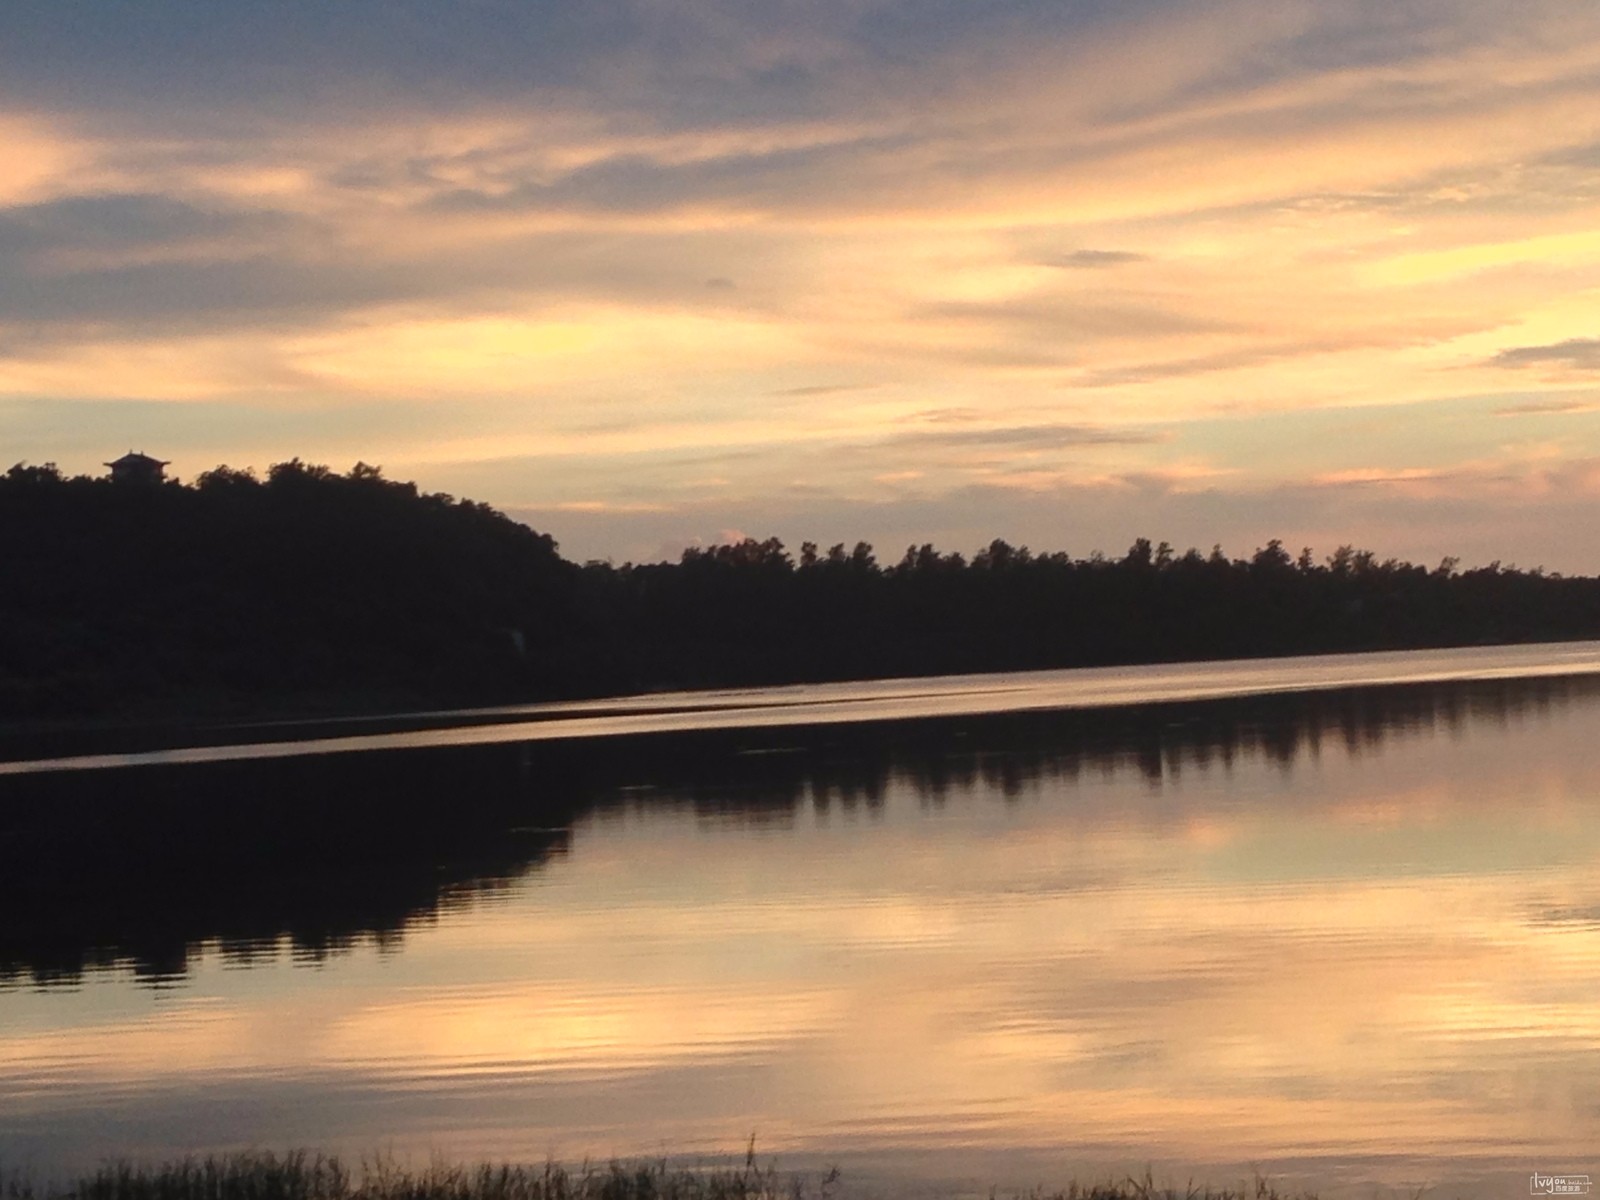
[{"x1": 105, "y1": 451, "x2": 170, "y2": 485}]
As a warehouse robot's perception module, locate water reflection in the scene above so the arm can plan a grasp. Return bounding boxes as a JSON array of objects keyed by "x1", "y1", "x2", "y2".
[
  {"x1": 5, "y1": 664, "x2": 1600, "y2": 1199},
  {"x1": 0, "y1": 749, "x2": 574, "y2": 987},
  {"x1": 4, "y1": 672, "x2": 1595, "y2": 988}
]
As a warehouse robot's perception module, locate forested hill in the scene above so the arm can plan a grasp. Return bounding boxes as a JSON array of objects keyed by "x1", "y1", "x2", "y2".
[
  {"x1": 4, "y1": 459, "x2": 1600, "y2": 720},
  {"x1": 0, "y1": 460, "x2": 574, "y2": 718}
]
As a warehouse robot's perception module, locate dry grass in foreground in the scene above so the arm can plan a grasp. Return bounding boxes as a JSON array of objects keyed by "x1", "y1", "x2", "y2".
[{"x1": 0, "y1": 1152, "x2": 1318, "y2": 1200}]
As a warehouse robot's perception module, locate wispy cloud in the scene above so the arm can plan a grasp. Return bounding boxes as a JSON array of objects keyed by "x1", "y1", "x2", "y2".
[
  {"x1": 1493, "y1": 398, "x2": 1600, "y2": 416},
  {"x1": 1045, "y1": 250, "x2": 1150, "y2": 268},
  {"x1": 768, "y1": 383, "x2": 874, "y2": 398},
  {"x1": 1489, "y1": 338, "x2": 1600, "y2": 371},
  {"x1": 879, "y1": 423, "x2": 1167, "y2": 452}
]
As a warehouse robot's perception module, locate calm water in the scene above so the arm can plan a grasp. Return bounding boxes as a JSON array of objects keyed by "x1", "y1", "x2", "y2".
[{"x1": 3, "y1": 645, "x2": 1600, "y2": 1197}]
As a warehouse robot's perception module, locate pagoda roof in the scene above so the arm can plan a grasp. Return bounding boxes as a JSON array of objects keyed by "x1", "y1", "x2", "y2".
[{"x1": 105, "y1": 450, "x2": 170, "y2": 468}]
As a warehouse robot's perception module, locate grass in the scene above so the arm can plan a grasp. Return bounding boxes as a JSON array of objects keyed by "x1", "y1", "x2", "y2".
[{"x1": 0, "y1": 1153, "x2": 1319, "y2": 1200}]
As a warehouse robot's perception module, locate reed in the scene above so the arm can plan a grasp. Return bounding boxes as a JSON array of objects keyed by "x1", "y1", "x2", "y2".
[{"x1": 0, "y1": 1154, "x2": 1317, "y2": 1200}]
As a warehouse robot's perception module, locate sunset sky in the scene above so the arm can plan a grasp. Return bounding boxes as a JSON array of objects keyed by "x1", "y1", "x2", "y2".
[{"x1": 5, "y1": 1, "x2": 1600, "y2": 568}]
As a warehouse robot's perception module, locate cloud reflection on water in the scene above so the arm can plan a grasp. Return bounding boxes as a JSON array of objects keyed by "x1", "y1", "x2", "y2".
[{"x1": 2, "y1": 669, "x2": 1600, "y2": 1196}]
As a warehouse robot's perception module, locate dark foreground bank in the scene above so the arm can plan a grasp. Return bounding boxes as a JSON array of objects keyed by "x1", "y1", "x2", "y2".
[
  {"x1": 0, "y1": 1152, "x2": 1318, "y2": 1200},
  {"x1": 6, "y1": 458, "x2": 1600, "y2": 721}
]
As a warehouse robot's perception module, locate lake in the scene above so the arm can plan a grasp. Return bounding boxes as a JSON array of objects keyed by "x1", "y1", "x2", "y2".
[{"x1": 3, "y1": 643, "x2": 1600, "y2": 1198}]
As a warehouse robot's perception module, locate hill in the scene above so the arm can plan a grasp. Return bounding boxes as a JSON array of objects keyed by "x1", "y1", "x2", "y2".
[{"x1": 0, "y1": 460, "x2": 575, "y2": 718}]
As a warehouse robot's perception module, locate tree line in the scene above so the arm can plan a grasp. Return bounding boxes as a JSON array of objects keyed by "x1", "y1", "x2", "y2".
[{"x1": 2, "y1": 459, "x2": 1598, "y2": 718}]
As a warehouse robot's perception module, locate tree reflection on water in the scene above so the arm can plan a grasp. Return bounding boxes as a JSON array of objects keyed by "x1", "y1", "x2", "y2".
[{"x1": 4, "y1": 673, "x2": 1595, "y2": 987}]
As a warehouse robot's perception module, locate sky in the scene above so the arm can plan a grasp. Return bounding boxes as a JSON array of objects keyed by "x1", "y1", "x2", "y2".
[{"x1": 3, "y1": 1, "x2": 1600, "y2": 570}]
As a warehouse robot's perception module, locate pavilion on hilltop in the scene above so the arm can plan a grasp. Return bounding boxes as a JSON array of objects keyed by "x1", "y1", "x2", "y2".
[{"x1": 105, "y1": 451, "x2": 170, "y2": 485}]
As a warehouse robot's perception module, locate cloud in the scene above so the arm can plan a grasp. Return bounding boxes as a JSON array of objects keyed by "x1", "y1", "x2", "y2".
[
  {"x1": 768, "y1": 383, "x2": 872, "y2": 397},
  {"x1": 1311, "y1": 467, "x2": 1456, "y2": 487},
  {"x1": 879, "y1": 423, "x2": 1167, "y2": 452},
  {"x1": 507, "y1": 452, "x2": 1600, "y2": 575},
  {"x1": 0, "y1": 192, "x2": 288, "y2": 255},
  {"x1": 6, "y1": 0, "x2": 1600, "y2": 572},
  {"x1": 0, "y1": 253, "x2": 419, "y2": 331},
  {"x1": 554, "y1": 500, "x2": 671, "y2": 514},
  {"x1": 1492, "y1": 398, "x2": 1600, "y2": 416},
  {"x1": 1074, "y1": 326, "x2": 1484, "y2": 387},
  {"x1": 1045, "y1": 250, "x2": 1150, "y2": 268},
  {"x1": 0, "y1": 199, "x2": 807, "y2": 338},
  {"x1": 917, "y1": 295, "x2": 1231, "y2": 342},
  {"x1": 1489, "y1": 338, "x2": 1600, "y2": 371}
]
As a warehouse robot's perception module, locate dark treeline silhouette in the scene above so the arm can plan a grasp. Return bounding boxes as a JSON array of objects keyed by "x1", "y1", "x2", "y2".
[
  {"x1": 3, "y1": 673, "x2": 1592, "y2": 988},
  {"x1": 580, "y1": 534, "x2": 1600, "y2": 692},
  {"x1": 0, "y1": 459, "x2": 577, "y2": 718},
  {"x1": 5, "y1": 459, "x2": 1600, "y2": 718}
]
